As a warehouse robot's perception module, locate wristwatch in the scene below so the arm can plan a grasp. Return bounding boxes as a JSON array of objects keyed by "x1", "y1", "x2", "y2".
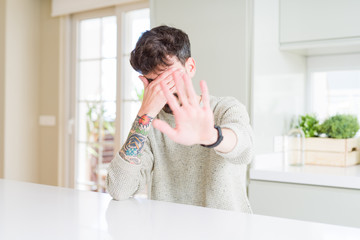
[{"x1": 201, "y1": 125, "x2": 224, "y2": 148}]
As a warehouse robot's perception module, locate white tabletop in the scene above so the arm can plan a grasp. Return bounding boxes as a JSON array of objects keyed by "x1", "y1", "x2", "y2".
[
  {"x1": 250, "y1": 153, "x2": 360, "y2": 189},
  {"x1": 1, "y1": 179, "x2": 360, "y2": 240}
]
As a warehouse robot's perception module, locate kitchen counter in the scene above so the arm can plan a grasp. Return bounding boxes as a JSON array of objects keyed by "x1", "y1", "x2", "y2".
[
  {"x1": 1, "y1": 179, "x2": 360, "y2": 239},
  {"x1": 250, "y1": 153, "x2": 360, "y2": 189}
]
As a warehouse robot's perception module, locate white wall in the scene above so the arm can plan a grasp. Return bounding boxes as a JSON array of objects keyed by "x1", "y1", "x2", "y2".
[
  {"x1": 252, "y1": 0, "x2": 306, "y2": 154},
  {"x1": 4, "y1": 0, "x2": 41, "y2": 182},
  {"x1": 0, "y1": 0, "x2": 5, "y2": 178},
  {"x1": 150, "y1": 0, "x2": 253, "y2": 110},
  {"x1": 0, "y1": 0, "x2": 61, "y2": 185}
]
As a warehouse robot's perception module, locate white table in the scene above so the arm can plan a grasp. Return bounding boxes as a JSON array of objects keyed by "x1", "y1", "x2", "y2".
[{"x1": 1, "y1": 179, "x2": 360, "y2": 240}]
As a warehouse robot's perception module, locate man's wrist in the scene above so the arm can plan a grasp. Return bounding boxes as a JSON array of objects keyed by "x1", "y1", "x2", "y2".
[
  {"x1": 136, "y1": 114, "x2": 154, "y2": 130},
  {"x1": 201, "y1": 126, "x2": 224, "y2": 148},
  {"x1": 138, "y1": 108, "x2": 157, "y2": 119},
  {"x1": 201, "y1": 127, "x2": 218, "y2": 145}
]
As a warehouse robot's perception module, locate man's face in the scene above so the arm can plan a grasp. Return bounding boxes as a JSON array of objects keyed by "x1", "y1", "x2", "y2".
[
  {"x1": 142, "y1": 57, "x2": 187, "y2": 84},
  {"x1": 142, "y1": 57, "x2": 189, "y2": 113}
]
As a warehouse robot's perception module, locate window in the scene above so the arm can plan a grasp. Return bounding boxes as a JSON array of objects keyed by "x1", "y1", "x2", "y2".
[
  {"x1": 120, "y1": 8, "x2": 150, "y2": 144},
  {"x1": 308, "y1": 54, "x2": 360, "y2": 123},
  {"x1": 310, "y1": 71, "x2": 360, "y2": 121},
  {"x1": 75, "y1": 14, "x2": 117, "y2": 192},
  {"x1": 71, "y1": 6, "x2": 149, "y2": 192}
]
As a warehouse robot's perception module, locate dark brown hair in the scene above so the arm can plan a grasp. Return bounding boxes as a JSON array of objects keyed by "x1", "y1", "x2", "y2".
[{"x1": 130, "y1": 25, "x2": 191, "y2": 75}]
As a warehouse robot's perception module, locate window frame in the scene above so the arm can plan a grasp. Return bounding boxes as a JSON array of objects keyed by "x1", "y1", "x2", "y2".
[
  {"x1": 71, "y1": 8, "x2": 117, "y2": 191},
  {"x1": 60, "y1": 2, "x2": 149, "y2": 189}
]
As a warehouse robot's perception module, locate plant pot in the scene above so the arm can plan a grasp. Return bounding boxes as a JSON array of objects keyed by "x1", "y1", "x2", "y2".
[{"x1": 303, "y1": 137, "x2": 360, "y2": 167}]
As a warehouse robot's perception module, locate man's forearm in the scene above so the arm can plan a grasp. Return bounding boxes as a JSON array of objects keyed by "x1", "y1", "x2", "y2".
[
  {"x1": 214, "y1": 128, "x2": 237, "y2": 153},
  {"x1": 119, "y1": 114, "x2": 153, "y2": 165}
]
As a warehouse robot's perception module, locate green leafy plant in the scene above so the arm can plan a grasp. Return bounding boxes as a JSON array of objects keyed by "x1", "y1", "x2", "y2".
[
  {"x1": 135, "y1": 88, "x2": 144, "y2": 101},
  {"x1": 296, "y1": 114, "x2": 320, "y2": 138},
  {"x1": 86, "y1": 102, "x2": 115, "y2": 142},
  {"x1": 319, "y1": 114, "x2": 359, "y2": 139},
  {"x1": 85, "y1": 102, "x2": 116, "y2": 191}
]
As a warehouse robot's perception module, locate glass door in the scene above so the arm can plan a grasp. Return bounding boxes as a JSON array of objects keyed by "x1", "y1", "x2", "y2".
[
  {"x1": 75, "y1": 14, "x2": 117, "y2": 192},
  {"x1": 71, "y1": 6, "x2": 149, "y2": 192}
]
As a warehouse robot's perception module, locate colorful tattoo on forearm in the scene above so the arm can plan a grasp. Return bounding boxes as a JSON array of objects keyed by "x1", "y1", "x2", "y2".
[{"x1": 120, "y1": 114, "x2": 153, "y2": 165}]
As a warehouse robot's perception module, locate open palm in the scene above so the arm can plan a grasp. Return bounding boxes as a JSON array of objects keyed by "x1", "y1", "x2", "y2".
[{"x1": 152, "y1": 71, "x2": 216, "y2": 146}]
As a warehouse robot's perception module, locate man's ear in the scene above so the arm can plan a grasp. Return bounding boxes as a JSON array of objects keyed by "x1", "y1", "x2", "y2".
[{"x1": 185, "y1": 57, "x2": 196, "y2": 78}]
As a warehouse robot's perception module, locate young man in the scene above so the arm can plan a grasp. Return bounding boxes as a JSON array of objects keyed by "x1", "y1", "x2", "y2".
[{"x1": 106, "y1": 25, "x2": 254, "y2": 213}]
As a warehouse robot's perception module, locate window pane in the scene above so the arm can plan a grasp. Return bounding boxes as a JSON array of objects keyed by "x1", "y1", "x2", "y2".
[
  {"x1": 311, "y1": 70, "x2": 360, "y2": 121},
  {"x1": 123, "y1": 56, "x2": 143, "y2": 100},
  {"x1": 102, "y1": 144, "x2": 115, "y2": 164},
  {"x1": 77, "y1": 142, "x2": 98, "y2": 190},
  {"x1": 78, "y1": 102, "x2": 100, "y2": 143},
  {"x1": 131, "y1": 17, "x2": 150, "y2": 50},
  {"x1": 311, "y1": 72, "x2": 328, "y2": 120},
  {"x1": 79, "y1": 60, "x2": 100, "y2": 101},
  {"x1": 121, "y1": 101, "x2": 142, "y2": 143},
  {"x1": 327, "y1": 71, "x2": 360, "y2": 90},
  {"x1": 101, "y1": 59, "x2": 117, "y2": 101},
  {"x1": 101, "y1": 102, "x2": 116, "y2": 143},
  {"x1": 102, "y1": 16, "x2": 117, "y2": 58},
  {"x1": 80, "y1": 18, "x2": 100, "y2": 59},
  {"x1": 124, "y1": 9, "x2": 150, "y2": 54}
]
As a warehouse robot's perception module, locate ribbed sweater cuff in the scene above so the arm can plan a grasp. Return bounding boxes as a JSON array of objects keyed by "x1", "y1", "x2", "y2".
[
  {"x1": 113, "y1": 152, "x2": 143, "y2": 174},
  {"x1": 215, "y1": 123, "x2": 251, "y2": 160}
]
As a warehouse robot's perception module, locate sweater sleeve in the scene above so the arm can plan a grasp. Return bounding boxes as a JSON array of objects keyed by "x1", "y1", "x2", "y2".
[
  {"x1": 106, "y1": 139, "x2": 154, "y2": 200},
  {"x1": 214, "y1": 97, "x2": 254, "y2": 165}
]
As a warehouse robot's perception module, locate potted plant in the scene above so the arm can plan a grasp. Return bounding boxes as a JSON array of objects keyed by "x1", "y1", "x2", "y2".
[{"x1": 295, "y1": 114, "x2": 360, "y2": 167}]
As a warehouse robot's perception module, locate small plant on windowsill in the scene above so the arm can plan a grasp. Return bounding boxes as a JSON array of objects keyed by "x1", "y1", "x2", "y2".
[
  {"x1": 319, "y1": 114, "x2": 359, "y2": 139},
  {"x1": 293, "y1": 114, "x2": 360, "y2": 167},
  {"x1": 296, "y1": 114, "x2": 321, "y2": 138},
  {"x1": 135, "y1": 88, "x2": 144, "y2": 101}
]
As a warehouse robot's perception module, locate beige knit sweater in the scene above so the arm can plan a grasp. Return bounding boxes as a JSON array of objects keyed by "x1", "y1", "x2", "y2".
[{"x1": 106, "y1": 96, "x2": 254, "y2": 213}]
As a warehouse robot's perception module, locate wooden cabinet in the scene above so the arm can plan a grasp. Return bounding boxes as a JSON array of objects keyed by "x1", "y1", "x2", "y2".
[{"x1": 279, "y1": 0, "x2": 360, "y2": 55}]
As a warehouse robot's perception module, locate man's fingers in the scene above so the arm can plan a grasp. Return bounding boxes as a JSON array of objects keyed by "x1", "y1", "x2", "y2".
[
  {"x1": 173, "y1": 71, "x2": 189, "y2": 106},
  {"x1": 200, "y1": 80, "x2": 210, "y2": 110},
  {"x1": 169, "y1": 82, "x2": 177, "y2": 94},
  {"x1": 160, "y1": 81, "x2": 180, "y2": 113},
  {"x1": 162, "y1": 69, "x2": 181, "y2": 86},
  {"x1": 152, "y1": 119, "x2": 177, "y2": 140},
  {"x1": 139, "y1": 76, "x2": 149, "y2": 88},
  {"x1": 182, "y1": 73, "x2": 198, "y2": 105},
  {"x1": 151, "y1": 67, "x2": 177, "y2": 85},
  {"x1": 166, "y1": 78, "x2": 175, "y2": 90}
]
